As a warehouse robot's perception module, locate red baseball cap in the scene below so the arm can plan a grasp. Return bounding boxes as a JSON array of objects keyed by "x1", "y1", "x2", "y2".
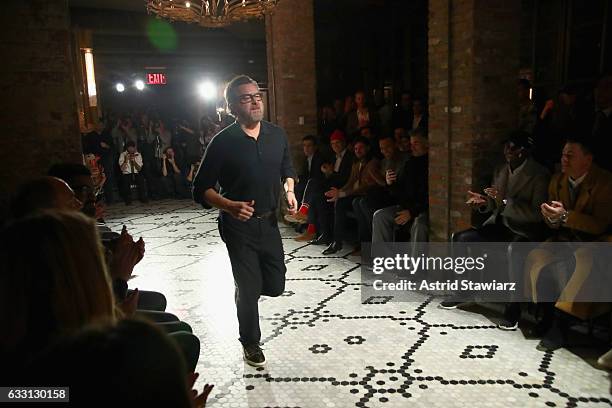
[{"x1": 330, "y1": 130, "x2": 346, "y2": 142}]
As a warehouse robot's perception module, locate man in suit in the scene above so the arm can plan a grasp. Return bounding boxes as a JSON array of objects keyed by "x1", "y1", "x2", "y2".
[
  {"x1": 440, "y1": 131, "x2": 550, "y2": 315},
  {"x1": 285, "y1": 135, "x2": 329, "y2": 241},
  {"x1": 323, "y1": 136, "x2": 382, "y2": 255},
  {"x1": 308, "y1": 130, "x2": 354, "y2": 246},
  {"x1": 521, "y1": 137, "x2": 612, "y2": 351}
]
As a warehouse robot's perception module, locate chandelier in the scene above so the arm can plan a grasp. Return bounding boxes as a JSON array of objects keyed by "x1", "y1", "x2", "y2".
[{"x1": 146, "y1": 0, "x2": 280, "y2": 28}]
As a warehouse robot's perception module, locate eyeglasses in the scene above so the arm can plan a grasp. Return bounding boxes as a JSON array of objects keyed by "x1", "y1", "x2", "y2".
[{"x1": 238, "y1": 93, "x2": 263, "y2": 104}]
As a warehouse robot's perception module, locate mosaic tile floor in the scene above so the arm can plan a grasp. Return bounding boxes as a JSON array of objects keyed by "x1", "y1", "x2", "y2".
[{"x1": 106, "y1": 200, "x2": 612, "y2": 408}]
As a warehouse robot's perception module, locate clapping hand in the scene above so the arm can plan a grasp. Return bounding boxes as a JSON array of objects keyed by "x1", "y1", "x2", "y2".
[
  {"x1": 187, "y1": 372, "x2": 214, "y2": 408},
  {"x1": 465, "y1": 190, "x2": 487, "y2": 207},
  {"x1": 541, "y1": 201, "x2": 565, "y2": 223},
  {"x1": 325, "y1": 187, "x2": 340, "y2": 202},
  {"x1": 394, "y1": 209, "x2": 412, "y2": 225},
  {"x1": 321, "y1": 163, "x2": 333, "y2": 176}
]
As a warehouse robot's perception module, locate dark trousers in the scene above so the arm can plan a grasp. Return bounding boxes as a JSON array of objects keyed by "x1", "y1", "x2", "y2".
[
  {"x1": 161, "y1": 173, "x2": 189, "y2": 198},
  {"x1": 219, "y1": 212, "x2": 286, "y2": 346},
  {"x1": 120, "y1": 173, "x2": 146, "y2": 203},
  {"x1": 453, "y1": 223, "x2": 525, "y2": 244},
  {"x1": 309, "y1": 188, "x2": 333, "y2": 238},
  {"x1": 352, "y1": 196, "x2": 373, "y2": 243},
  {"x1": 333, "y1": 196, "x2": 355, "y2": 242}
]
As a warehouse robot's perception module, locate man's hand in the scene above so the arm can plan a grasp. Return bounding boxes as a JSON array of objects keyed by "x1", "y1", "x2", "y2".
[
  {"x1": 321, "y1": 163, "x2": 333, "y2": 176},
  {"x1": 541, "y1": 201, "x2": 566, "y2": 223},
  {"x1": 187, "y1": 372, "x2": 214, "y2": 408},
  {"x1": 466, "y1": 190, "x2": 487, "y2": 207},
  {"x1": 483, "y1": 187, "x2": 504, "y2": 206},
  {"x1": 100, "y1": 142, "x2": 110, "y2": 149},
  {"x1": 325, "y1": 187, "x2": 340, "y2": 202},
  {"x1": 385, "y1": 169, "x2": 397, "y2": 185},
  {"x1": 227, "y1": 200, "x2": 255, "y2": 221},
  {"x1": 286, "y1": 191, "x2": 298, "y2": 214},
  {"x1": 394, "y1": 209, "x2": 412, "y2": 226}
]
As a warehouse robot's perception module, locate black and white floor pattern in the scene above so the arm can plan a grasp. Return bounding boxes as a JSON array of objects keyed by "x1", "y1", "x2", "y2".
[{"x1": 106, "y1": 200, "x2": 611, "y2": 408}]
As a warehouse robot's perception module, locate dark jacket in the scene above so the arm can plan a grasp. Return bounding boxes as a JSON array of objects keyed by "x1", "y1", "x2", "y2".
[
  {"x1": 480, "y1": 158, "x2": 550, "y2": 241},
  {"x1": 298, "y1": 150, "x2": 327, "y2": 183},
  {"x1": 390, "y1": 154, "x2": 429, "y2": 217},
  {"x1": 327, "y1": 149, "x2": 354, "y2": 188}
]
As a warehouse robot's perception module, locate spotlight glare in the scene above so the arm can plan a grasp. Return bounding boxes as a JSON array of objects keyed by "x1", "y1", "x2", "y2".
[
  {"x1": 185, "y1": 1, "x2": 191, "y2": 7},
  {"x1": 135, "y1": 80, "x2": 145, "y2": 91},
  {"x1": 116, "y1": 83, "x2": 125, "y2": 92},
  {"x1": 198, "y1": 81, "x2": 217, "y2": 100}
]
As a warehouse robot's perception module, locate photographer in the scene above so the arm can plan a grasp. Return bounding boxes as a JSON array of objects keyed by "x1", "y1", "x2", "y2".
[
  {"x1": 118, "y1": 141, "x2": 147, "y2": 205},
  {"x1": 161, "y1": 147, "x2": 189, "y2": 199}
]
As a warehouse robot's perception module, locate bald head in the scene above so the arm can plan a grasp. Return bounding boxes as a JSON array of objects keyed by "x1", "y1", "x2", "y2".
[{"x1": 11, "y1": 177, "x2": 82, "y2": 219}]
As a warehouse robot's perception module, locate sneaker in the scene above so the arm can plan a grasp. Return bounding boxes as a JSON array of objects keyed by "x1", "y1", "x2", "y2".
[
  {"x1": 496, "y1": 319, "x2": 518, "y2": 331},
  {"x1": 243, "y1": 343, "x2": 266, "y2": 367},
  {"x1": 439, "y1": 300, "x2": 462, "y2": 309}
]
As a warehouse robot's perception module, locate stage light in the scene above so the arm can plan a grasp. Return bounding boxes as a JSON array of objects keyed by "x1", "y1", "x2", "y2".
[
  {"x1": 116, "y1": 83, "x2": 125, "y2": 92},
  {"x1": 185, "y1": 1, "x2": 191, "y2": 7},
  {"x1": 198, "y1": 81, "x2": 217, "y2": 100},
  {"x1": 135, "y1": 80, "x2": 145, "y2": 91}
]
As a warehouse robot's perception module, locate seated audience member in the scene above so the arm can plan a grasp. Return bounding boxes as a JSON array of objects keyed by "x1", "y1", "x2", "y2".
[
  {"x1": 285, "y1": 135, "x2": 328, "y2": 242},
  {"x1": 47, "y1": 163, "x2": 190, "y2": 323},
  {"x1": 359, "y1": 125, "x2": 382, "y2": 158},
  {"x1": 393, "y1": 127, "x2": 406, "y2": 146},
  {"x1": 438, "y1": 131, "x2": 550, "y2": 318},
  {"x1": 355, "y1": 135, "x2": 409, "y2": 244},
  {"x1": 520, "y1": 138, "x2": 612, "y2": 351},
  {"x1": 411, "y1": 97, "x2": 428, "y2": 131},
  {"x1": 0, "y1": 210, "x2": 200, "y2": 375},
  {"x1": 161, "y1": 147, "x2": 190, "y2": 199},
  {"x1": 0, "y1": 211, "x2": 118, "y2": 374},
  {"x1": 346, "y1": 90, "x2": 379, "y2": 138},
  {"x1": 118, "y1": 141, "x2": 148, "y2": 205},
  {"x1": 26, "y1": 319, "x2": 213, "y2": 408},
  {"x1": 308, "y1": 130, "x2": 354, "y2": 246},
  {"x1": 534, "y1": 85, "x2": 591, "y2": 170},
  {"x1": 590, "y1": 74, "x2": 612, "y2": 172},
  {"x1": 518, "y1": 79, "x2": 537, "y2": 135},
  {"x1": 323, "y1": 136, "x2": 381, "y2": 255},
  {"x1": 371, "y1": 129, "x2": 429, "y2": 245},
  {"x1": 397, "y1": 131, "x2": 412, "y2": 154},
  {"x1": 9, "y1": 177, "x2": 83, "y2": 218},
  {"x1": 392, "y1": 91, "x2": 414, "y2": 131},
  {"x1": 187, "y1": 159, "x2": 202, "y2": 185}
]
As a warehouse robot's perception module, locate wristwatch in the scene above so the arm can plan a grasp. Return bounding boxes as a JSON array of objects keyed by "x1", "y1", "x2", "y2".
[{"x1": 560, "y1": 210, "x2": 569, "y2": 224}]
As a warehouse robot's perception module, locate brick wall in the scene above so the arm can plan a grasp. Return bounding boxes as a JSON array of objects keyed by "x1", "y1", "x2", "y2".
[
  {"x1": 265, "y1": 0, "x2": 317, "y2": 167},
  {"x1": 0, "y1": 0, "x2": 81, "y2": 209},
  {"x1": 428, "y1": 0, "x2": 520, "y2": 241}
]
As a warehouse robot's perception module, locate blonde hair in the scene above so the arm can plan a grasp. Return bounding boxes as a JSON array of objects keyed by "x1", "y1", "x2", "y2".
[{"x1": 0, "y1": 210, "x2": 116, "y2": 350}]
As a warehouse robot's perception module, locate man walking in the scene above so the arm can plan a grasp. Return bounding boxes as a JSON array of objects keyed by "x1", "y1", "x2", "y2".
[{"x1": 192, "y1": 75, "x2": 297, "y2": 367}]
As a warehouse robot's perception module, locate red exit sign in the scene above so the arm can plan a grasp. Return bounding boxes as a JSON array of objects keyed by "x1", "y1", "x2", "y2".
[{"x1": 146, "y1": 73, "x2": 167, "y2": 85}]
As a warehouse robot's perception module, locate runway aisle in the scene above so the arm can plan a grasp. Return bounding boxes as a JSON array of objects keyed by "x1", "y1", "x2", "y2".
[{"x1": 106, "y1": 200, "x2": 611, "y2": 408}]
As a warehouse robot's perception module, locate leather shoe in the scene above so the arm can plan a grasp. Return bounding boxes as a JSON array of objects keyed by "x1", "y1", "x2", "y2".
[
  {"x1": 294, "y1": 231, "x2": 316, "y2": 242},
  {"x1": 310, "y1": 233, "x2": 331, "y2": 246},
  {"x1": 322, "y1": 241, "x2": 342, "y2": 255}
]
